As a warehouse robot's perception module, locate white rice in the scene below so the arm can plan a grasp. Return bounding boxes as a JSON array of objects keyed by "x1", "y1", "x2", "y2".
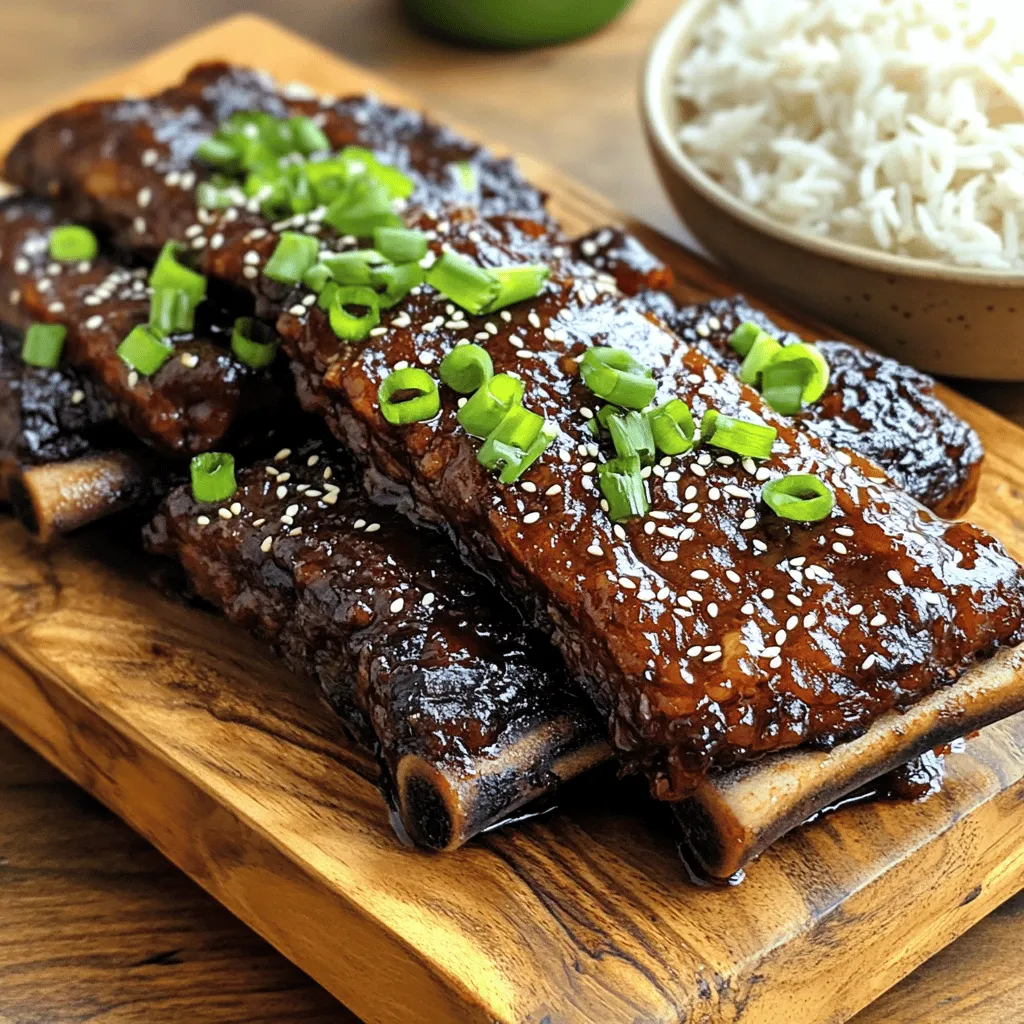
[{"x1": 674, "y1": 0, "x2": 1024, "y2": 270}]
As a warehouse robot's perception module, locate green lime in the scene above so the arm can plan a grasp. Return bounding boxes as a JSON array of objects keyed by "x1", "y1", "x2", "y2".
[{"x1": 404, "y1": 0, "x2": 635, "y2": 48}]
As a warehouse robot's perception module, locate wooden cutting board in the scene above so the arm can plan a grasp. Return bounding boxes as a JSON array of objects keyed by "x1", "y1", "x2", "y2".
[{"x1": 3, "y1": 16, "x2": 1024, "y2": 1024}]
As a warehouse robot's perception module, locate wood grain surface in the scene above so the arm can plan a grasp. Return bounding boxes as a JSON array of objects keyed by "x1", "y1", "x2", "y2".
[{"x1": 0, "y1": 9, "x2": 1023, "y2": 1024}]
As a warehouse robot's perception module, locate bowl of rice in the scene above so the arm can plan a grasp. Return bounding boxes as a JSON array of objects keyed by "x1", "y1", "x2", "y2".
[{"x1": 642, "y1": 0, "x2": 1024, "y2": 380}]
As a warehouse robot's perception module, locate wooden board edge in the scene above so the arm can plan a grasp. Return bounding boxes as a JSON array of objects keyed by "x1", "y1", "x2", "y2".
[{"x1": 0, "y1": 642, "x2": 494, "y2": 1024}]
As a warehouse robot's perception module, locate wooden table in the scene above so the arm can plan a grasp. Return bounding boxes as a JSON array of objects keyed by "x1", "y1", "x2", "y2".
[{"x1": 0, "y1": 2, "x2": 1022, "y2": 1020}]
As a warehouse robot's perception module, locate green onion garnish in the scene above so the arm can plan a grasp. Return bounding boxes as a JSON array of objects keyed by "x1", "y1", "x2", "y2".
[
  {"x1": 305, "y1": 159, "x2": 350, "y2": 205},
  {"x1": 264, "y1": 232, "x2": 320, "y2": 285},
  {"x1": 371, "y1": 261, "x2": 424, "y2": 308},
  {"x1": 761, "y1": 474, "x2": 835, "y2": 522},
  {"x1": 302, "y1": 262, "x2": 334, "y2": 293},
  {"x1": 760, "y1": 360, "x2": 808, "y2": 416},
  {"x1": 739, "y1": 332, "x2": 781, "y2": 386},
  {"x1": 195, "y1": 136, "x2": 240, "y2": 169},
  {"x1": 457, "y1": 372, "x2": 524, "y2": 437},
  {"x1": 117, "y1": 324, "x2": 173, "y2": 377},
  {"x1": 287, "y1": 115, "x2": 331, "y2": 155},
  {"x1": 373, "y1": 227, "x2": 428, "y2": 265},
  {"x1": 338, "y1": 147, "x2": 414, "y2": 200},
  {"x1": 149, "y1": 287, "x2": 197, "y2": 334},
  {"x1": 479, "y1": 410, "x2": 557, "y2": 484},
  {"x1": 231, "y1": 317, "x2": 279, "y2": 369},
  {"x1": 328, "y1": 285, "x2": 381, "y2": 342},
  {"x1": 21, "y1": 323, "x2": 67, "y2": 368},
  {"x1": 598, "y1": 455, "x2": 649, "y2": 521},
  {"x1": 486, "y1": 265, "x2": 550, "y2": 311},
  {"x1": 579, "y1": 347, "x2": 657, "y2": 410},
  {"x1": 196, "y1": 179, "x2": 245, "y2": 210},
  {"x1": 607, "y1": 409, "x2": 656, "y2": 466},
  {"x1": 190, "y1": 452, "x2": 237, "y2": 504},
  {"x1": 323, "y1": 177, "x2": 401, "y2": 236},
  {"x1": 728, "y1": 321, "x2": 763, "y2": 358},
  {"x1": 378, "y1": 367, "x2": 440, "y2": 425},
  {"x1": 648, "y1": 399, "x2": 695, "y2": 455},
  {"x1": 452, "y1": 161, "x2": 477, "y2": 191},
  {"x1": 439, "y1": 343, "x2": 494, "y2": 393},
  {"x1": 49, "y1": 225, "x2": 98, "y2": 263},
  {"x1": 322, "y1": 249, "x2": 388, "y2": 286},
  {"x1": 700, "y1": 410, "x2": 777, "y2": 459},
  {"x1": 764, "y1": 343, "x2": 830, "y2": 406},
  {"x1": 150, "y1": 242, "x2": 207, "y2": 306},
  {"x1": 425, "y1": 250, "x2": 499, "y2": 315}
]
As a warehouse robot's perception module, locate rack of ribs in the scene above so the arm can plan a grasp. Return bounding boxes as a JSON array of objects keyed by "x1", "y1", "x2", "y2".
[{"x1": 6, "y1": 64, "x2": 1024, "y2": 867}]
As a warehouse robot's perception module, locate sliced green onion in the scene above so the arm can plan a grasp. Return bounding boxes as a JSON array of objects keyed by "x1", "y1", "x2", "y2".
[
  {"x1": 607, "y1": 410, "x2": 656, "y2": 466},
  {"x1": 378, "y1": 367, "x2": 439, "y2": 424},
  {"x1": 231, "y1": 317, "x2": 279, "y2": 369},
  {"x1": 452, "y1": 161, "x2": 477, "y2": 191},
  {"x1": 49, "y1": 225, "x2": 97, "y2": 263},
  {"x1": 149, "y1": 287, "x2": 197, "y2": 334},
  {"x1": 766, "y1": 343, "x2": 830, "y2": 405},
  {"x1": 373, "y1": 226, "x2": 428, "y2": 264},
  {"x1": 302, "y1": 262, "x2": 334, "y2": 293},
  {"x1": 323, "y1": 177, "x2": 401, "y2": 236},
  {"x1": 701, "y1": 410, "x2": 777, "y2": 459},
  {"x1": 190, "y1": 452, "x2": 236, "y2": 503},
  {"x1": 322, "y1": 249, "x2": 388, "y2": 285},
  {"x1": 150, "y1": 242, "x2": 207, "y2": 305},
  {"x1": 482, "y1": 265, "x2": 550, "y2": 313},
  {"x1": 739, "y1": 332, "x2": 781, "y2": 386},
  {"x1": 317, "y1": 280, "x2": 340, "y2": 312},
  {"x1": 21, "y1": 323, "x2": 66, "y2": 368},
  {"x1": 479, "y1": 412, "x2": 557, "y2": 484},
  {"x1": 457, "y1": 373, "x2": 524, "y2": 438},
  {"x1": 305, "y1": 159, "x2": 350, "y2": 205},
  {"x1": 117, "y1": 324, "x2": 173, "y2": 377},
  {"x1": 342, "y1": 147, "x2": 415, "y2": 200},
  {"x1": 761, "y1": 474, "x2": 835, "y2": 522},
  {"x1": 728, "y1": 321, "x2": 763, "y2": 358},
  {"x1": 760, "y1": 360, "x2": 808, "y2": 416},
  {"x1": 283, "y1": 163, "x2": 316, "y2": 215},
  {"x1": 579, "y1": 347, "x2": 657, "y2": 410},
  {"x1": 264, "y1": 232, "x2": 320, "y2": 285},
  {"x1": 598, "y1": 455, "x2": 648, "y2": 521},
  {"x1": 371, "y1": 261, "x2": 423, "y2": 308},
  {"x1": 425, "y1": 250, "x2": 499, "y2": 315},
  {"x1": 648, "y1": 399, "x2": 695, "y2": 456},
  {"x1": 288, "y1": 115, "x2": 331, "y2": 155},
  {"x1": 195, "y1": 136, "x2": 240, "y2": 169},
  {"x1": 439, "y1": 343, "x2": 493, "y2": 393},
  {"x1": 328, "y1": 285, "x2": 381, "y2": 342}
]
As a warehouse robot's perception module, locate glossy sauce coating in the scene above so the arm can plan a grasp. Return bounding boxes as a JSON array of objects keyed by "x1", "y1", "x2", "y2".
[
  {"x1": 661, "y1": 296, "x2": 984, "y2": 518},
  {"x1": 272, "y1": 211, "x2": 1024, "y2": 796},
  {"x1": 9, "y1": 66, "x2": 1023, "y2": 798},
  {"x1": 144, "y1": 441, "x2": 596, "y2": 785},
  {"x1": 0, "y1": 198, "x2": 259, "y2": 456}
]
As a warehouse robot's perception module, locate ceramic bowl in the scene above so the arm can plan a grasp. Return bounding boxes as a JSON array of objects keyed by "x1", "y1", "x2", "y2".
[{"x1": 641, "y1": 0, "x2": 1024, "y2": 381}]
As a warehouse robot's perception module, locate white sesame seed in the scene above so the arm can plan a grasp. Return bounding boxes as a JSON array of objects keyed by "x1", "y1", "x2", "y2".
[
  {"x1": 587, "y1": 544, "x2": 604, "y2": 557},
  {"x1": 832, "y1": 542, "x2": 848, "y2": 555},
  {"x1": 230, "y1": 502, "x2": 242, "y2": 516},
  {"x1": 84, "y1": 314, "x2": 104, "y2": 330},
  {"x1": 786, "y1": 615, "x2": 799, "y2": 630},
  {"x1": 870, "y1": 613, "x2": 887, "y2": 627},
  {"x1": 787, "y1": 594, "x2": 803, "y2": 607},
  {"x1": 690, "y1": 569, "x2": 710, "y2": 580},
  {"x1": 275, "y1": 448, "x2": 291, "y2": 461},
  {"x1": 365, "y1": 523, "x2": 381, "y2": 533},
  {"x1": 276, "y1": 486, "x2": 288, "y2": 500},
  {"x1": 803, "y1": 613, "x2": 817, "y2": 628},
  {"x1": 521, "y1": 481, "x2": 537, "y2": 493},
  {"x1": 218, "y1": 508, "x2": 233, "y2": 520},
  {"x1": 260, "y1": 536, "x2": 273, "y2": 553},
  {"x1": 618, "y1": 577, "x2": 637, "y2": 589},
  {"x1": 196, "y1": 515, "x2": 211, "y2": 526},
  {"x1": 775, "y1": 629, "x2": 787, "y2": 644},
  {"x1": 707, "y1": 602, "x2": 719, "y2": 618},
  {"x1": 127, "y1": 371, "x2": 139, "y2": 388},
  {"x1": 726, "y1": 570, "x2": 741, "y2": 583},
  {"x1": 741, "y1": 603, "x2": 754, "y2": 615},
  {"x1": 887, "y1": 570, "x2": 904, "y2": 586},
  {"x1": 613, "y1": 524, "x2": 627, "y2": 540},
  {"x1": 861, "y1": 654, "x2": 877, "y2": 671},
  {"x1": 761, "y1": 646, "x2": 781, "y2": 658},
  {"x1": 703, "y1": 651, "x2": 722, "y2": 663},
  {"x1": 390, "y1": 597, "x2": 405, "y2": 613},
  {"x1": 687, "y1": 646, "x2": 703, "y2": 657},
  {"x1": 523, "y1": 511, "x2": 541, "y2": 525},
  {"x1": 637, "y1": 589, "x2": 656, "y2": 601},
  {"x1": 836, "y1": 526, "x2": 854, "y2": 538},
  {"x1": 70, "y1": 389, "x2": 85, "y2": 405},
  {"x1": 285, "y1": 504, "x2": 299, "y2": 517},
  {"x1": 762, "y1": 589, "x2": 774, "y2": 599},
  {"x1": 660, "y1": 551, "x2": 678, "y2": 562},
  {"x1": 288, "y1": 304, "x2": 306, "y2": 316},
  {"x1": 849, "y1": 604, "x2": 863, "y2": 616}
]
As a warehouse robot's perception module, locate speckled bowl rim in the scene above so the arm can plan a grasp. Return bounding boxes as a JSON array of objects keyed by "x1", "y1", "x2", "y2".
[{"x1": 642, "y1": 0, "x2": 1024, "y2": 288}]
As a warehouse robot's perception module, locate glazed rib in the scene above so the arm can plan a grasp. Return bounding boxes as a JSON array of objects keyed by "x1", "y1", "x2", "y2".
[
  {"x1": 144, "y1": 440, "x2": 606, "y2": 850},
  {"x1": 658, "y1": 296, "x2": 984, "y2": 519},
  {"x1": 0, "y1": 197, "x2": 277, "y2": 457},
  {"x1": 10, "y1": 66, "x2": 1023, "y2": 801}
]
